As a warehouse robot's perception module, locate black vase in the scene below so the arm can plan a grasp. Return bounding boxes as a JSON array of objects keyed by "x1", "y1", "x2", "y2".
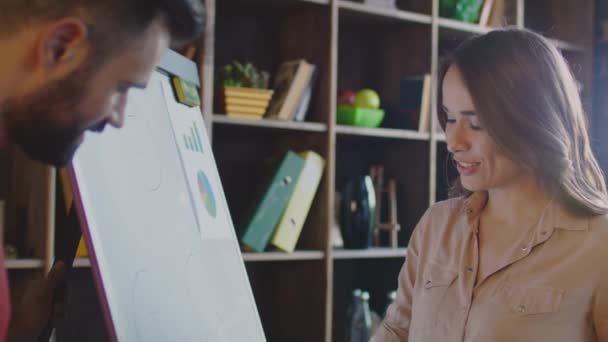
[{"x1": 339, "y1": 176, "x2": 376, "y2": 249}]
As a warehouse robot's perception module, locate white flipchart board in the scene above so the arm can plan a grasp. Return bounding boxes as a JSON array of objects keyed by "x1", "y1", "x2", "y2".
[{"x1": 69, "y1": 51, "x2": 265, "y2": 342}]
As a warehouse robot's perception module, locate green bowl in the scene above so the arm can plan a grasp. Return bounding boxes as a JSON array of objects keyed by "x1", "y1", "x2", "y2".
[{"x1": 337, "y1": 105, "x2": 385, "y2": 128}]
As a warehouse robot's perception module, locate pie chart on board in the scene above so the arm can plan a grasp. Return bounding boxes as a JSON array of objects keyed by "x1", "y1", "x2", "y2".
[{"x1": 197, "y1": 170, "x2": 217, "y2": 218}]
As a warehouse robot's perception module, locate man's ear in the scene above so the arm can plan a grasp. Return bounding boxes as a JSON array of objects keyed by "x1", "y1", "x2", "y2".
[{"x1": 36, "y1": 18, "x2": 89, "y2": 77}]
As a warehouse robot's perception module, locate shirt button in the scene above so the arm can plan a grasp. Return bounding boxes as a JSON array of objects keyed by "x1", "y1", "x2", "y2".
[
  {"x1": 521, "y1": 245, "x2": 528, "y2": 252},
  {"x1": 540, "y1": 230, "x2": 548, "y2": 236},
  {"x1": 517, "y1": 305, "x2": 526, "y2": 313},
  {"x1": 466, "y1": 267, "x2": 474, "y2": 272}
]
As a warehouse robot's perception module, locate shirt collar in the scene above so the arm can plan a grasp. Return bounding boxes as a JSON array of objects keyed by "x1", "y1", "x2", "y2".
[
  {"x1": 544, "y1": 199, "x2": 589, "y2": 231},
  {"x1": 462, "y1": 191, "x2": 589, "y2": 232},
  {"x1": 462, "y1": 191, "x2": 488, "y2": 221}
]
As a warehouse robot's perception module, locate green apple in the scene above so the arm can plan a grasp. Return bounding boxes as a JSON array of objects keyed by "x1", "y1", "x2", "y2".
[{"x1": 354, "y1": 89, "x2": 380, "y2": 109}]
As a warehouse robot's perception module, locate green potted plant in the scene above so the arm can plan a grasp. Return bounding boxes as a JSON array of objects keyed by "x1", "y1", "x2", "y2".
[{"x1": 215, "y1": 61, "x2": 273, "y2": 119}]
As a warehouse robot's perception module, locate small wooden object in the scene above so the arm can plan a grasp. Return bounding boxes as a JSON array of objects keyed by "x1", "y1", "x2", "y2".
[{"x1": 370, "y1": 165, "x2": 401, "y2": 248}]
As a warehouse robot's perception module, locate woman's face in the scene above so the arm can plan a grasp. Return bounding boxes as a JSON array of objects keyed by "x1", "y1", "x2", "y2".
[{"x1": 442, "y1": 65, "x2": 526, "y2": 192}]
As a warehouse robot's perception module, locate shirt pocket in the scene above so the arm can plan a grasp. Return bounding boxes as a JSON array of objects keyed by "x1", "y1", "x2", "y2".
[
  {"x1": 410, "y1": 262, "x2": 458, "y2": 333},
  {"x1": 499, "y1": 284, "x2": 564, "y2": 316}
]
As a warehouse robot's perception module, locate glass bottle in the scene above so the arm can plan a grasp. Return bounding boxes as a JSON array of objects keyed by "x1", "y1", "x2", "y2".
[
  {"x1": 385, "y1": 290, "x2": 397, "y2": 316},
  {"x1": 345, "y1": 289, "x2": 362, "y2": 341},
  {"x1": 350, "y1": 291, "x2": 372, "y2": 342}
]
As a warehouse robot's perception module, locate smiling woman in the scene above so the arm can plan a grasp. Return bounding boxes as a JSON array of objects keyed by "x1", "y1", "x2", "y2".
[{"x1": 372, "y1": 28, "x2": 608, "y2": 342}]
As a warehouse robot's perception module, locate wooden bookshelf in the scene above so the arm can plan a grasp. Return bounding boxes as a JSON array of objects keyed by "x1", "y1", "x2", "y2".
[
  {"x1": 338, "y1": 1, "x2": 432, "y2": 24},
  {"x1": 335, "y1": 125, "x2": 429, "y2": 140},
  {"x1": 243, "y1": 250, "x2": 325, "y2": 262},
  {"x1": 438, "y1": 17, "x2": 491, "y2": 35},
  {"x1": 72, "y1": 252, "x2": 326, "y2": 267},
  {"x1": 5, "y1": 258, "x2": 44, "y2": 270},
  {"x1": 2, "y1": 1, "x2": 597, "y2": 341},
  {"x1": 73, "y1": 257, "x2": 91, "y2": 268},
  {"x1": 332, "y1": 247, "x2": 407, "y2": 260},
  {"x1": 213, "y1": 114, "x2": 328, "y2": 132}
]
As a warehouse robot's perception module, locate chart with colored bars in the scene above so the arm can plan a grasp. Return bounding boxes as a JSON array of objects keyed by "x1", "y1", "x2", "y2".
[{"x1": 183, "y1": 122, "x2": 204, "y2": 154}]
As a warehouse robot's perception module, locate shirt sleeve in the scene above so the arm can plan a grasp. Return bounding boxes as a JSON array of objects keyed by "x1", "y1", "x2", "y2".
[
  {"x1": 371, "y1": 208, "x2": 431, "y2": 342},
  {"x1": 594, "y1": 271, "x2": 608, "y2": 341}
]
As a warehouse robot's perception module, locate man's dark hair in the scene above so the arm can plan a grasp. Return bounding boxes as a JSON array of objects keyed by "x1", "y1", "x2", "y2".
[{"x1": 1, "y1": 0, "x2": 205, "y2": 52}]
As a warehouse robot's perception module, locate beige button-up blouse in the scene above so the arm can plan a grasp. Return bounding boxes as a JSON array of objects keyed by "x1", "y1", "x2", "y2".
[{"x1": 373, "y1": 191, "x2": 608, "y2": 341}]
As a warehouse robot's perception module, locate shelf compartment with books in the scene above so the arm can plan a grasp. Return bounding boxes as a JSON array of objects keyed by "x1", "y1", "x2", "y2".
[
  {"x1": 214, "y1": 130, "x2": 329, "y2": 253},
  {"x1": 338, "y1": 1, "x2": 432, "y2": 25},
  {"x1": 246, "y1": 261, "x2": 326, "y2": 341},
  {"x1": 332, "y1": 258, "x2": 404, "y2": 341},
  {"x1": 213, "y1": 114, "x2": 327, "y2": 132},
  {"x1": 5, "y1": 258, "x2": 44, "y2": 270},
  {"x1": 215, "y1": 1, "x2": 331, "y2": 125},
  {"x1": 332, "y1": 247, "x2": 407, "y2": 260},
  {"x1": 336, "y1": 137, "x2": 429, "y2": 247},
  {"x1": 243, "y1": 250, "x2": 324, "y2": 262}
]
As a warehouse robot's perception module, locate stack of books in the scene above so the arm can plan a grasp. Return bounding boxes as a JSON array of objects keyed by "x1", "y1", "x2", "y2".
[
  {"x1": 265, "y1": 59, "x2": 317, "y2": 122},
  {"x1": 239, "y1": 150, "x2": 325, "y2": 253}
]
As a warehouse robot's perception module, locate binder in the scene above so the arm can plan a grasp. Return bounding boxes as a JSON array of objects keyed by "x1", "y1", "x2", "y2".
[
  {"x1": 271, "y1": 151, "x2": 325, "y2": 253},
  {"x1": 240, "y1": 151, "x2": 306, "y2": 252}
]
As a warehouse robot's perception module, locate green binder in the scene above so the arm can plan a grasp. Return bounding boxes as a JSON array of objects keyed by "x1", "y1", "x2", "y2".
[{"x1": 241, "y1": 151, "x2": 306, "y2": 252}]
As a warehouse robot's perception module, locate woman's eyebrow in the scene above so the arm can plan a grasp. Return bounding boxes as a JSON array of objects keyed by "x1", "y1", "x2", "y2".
[{"x1": 442, "y1": 105, "x2": 476, "y2": 116}]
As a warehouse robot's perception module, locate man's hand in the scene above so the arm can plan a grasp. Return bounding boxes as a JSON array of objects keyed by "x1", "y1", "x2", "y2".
[{"x1": 7, "y1": 262, "x2": 68, "y2": 342}]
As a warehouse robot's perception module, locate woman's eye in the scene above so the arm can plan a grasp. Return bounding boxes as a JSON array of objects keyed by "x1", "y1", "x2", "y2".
[{"x1": 469, "y1": 120, "x2": 483, "y2": 130}]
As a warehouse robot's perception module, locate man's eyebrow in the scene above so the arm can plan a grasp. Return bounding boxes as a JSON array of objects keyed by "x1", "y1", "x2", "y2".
[
  {"x1": 132, "y1": 82, "x2": 147, "y2": 89},
  {"x1": 121, "y1": 81, "x2": 147, "y2": 90}
]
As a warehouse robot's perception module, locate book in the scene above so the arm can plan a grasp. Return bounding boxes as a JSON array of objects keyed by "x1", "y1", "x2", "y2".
[
  {"x1": 487, "y1": 0, "x2": 507, "y2": 27},
  {"x1": 240, "y1": 151, "x2": 306, "y2": 252},
  {"x1": 396, "y1": 74, "x2": 432, "y2": 131},
  {"x1": 266, "y1": 60, "x2": 315, "y2": 120},
  {"x1": 478, "y1": 0, "x2": 495, "y2": 27},
  {"x1": 293, "y1": 66, "x2": 317, "y2": 122},
  {"x1": 270, "y1": 151, "x2": 325, "y2": 253}
]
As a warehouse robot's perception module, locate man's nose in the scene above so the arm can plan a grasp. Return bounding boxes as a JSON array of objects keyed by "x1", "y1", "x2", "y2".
[{"x1": 109, "y1": 94, "x2": 128, "y2": 128}]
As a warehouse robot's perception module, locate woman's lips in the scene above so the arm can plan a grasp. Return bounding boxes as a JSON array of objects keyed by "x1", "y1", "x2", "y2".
[{"x1": 455, "y1": 160, "x2": 480, "y2": 176}]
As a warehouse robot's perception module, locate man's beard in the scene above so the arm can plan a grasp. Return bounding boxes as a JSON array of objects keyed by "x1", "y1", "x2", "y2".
[{"x1": 3, "y1": 68, "x2": 93, "y2": 167}]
